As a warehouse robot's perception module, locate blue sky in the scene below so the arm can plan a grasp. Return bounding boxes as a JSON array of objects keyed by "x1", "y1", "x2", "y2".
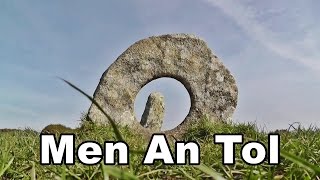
[{"x1": 1, "y1": 0, "x2": 319, "y2": 131}]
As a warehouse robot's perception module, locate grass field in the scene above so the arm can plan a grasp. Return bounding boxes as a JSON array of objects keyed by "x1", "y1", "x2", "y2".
[
  {"x1": 1, "y1": 81, "x2": 319, "y2": 179},
  {"x1": 0, "y1": 119, "x2": 319, "y2": 179}
]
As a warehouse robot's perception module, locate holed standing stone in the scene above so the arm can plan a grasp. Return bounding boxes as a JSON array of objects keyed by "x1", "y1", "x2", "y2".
[{"x1": 87, "y1": 34, "x2": 238, "y2": 135}]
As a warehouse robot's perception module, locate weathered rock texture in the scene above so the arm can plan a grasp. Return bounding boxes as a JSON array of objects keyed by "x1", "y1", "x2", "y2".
[
  {"x1": 87, "y1": 33, "x2": 238, "y2": 135},
  {"x1": 140, "y1": 92, "x2": 165, "y2": 131}
]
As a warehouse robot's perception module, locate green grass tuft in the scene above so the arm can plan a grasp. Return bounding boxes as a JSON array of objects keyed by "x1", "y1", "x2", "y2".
[{"x1": 41, "y1": 124, "x2": 74, "y2": 134}]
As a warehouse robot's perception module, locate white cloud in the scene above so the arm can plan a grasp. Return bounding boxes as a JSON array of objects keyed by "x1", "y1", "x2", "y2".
[{"x1": 203, "y1": 0, "x2": 320, "y2": 72}]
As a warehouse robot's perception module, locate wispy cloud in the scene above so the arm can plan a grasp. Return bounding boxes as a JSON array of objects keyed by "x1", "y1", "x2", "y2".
[{"x1": 203, "y1": 0, "x2": 320, "y2": 72}]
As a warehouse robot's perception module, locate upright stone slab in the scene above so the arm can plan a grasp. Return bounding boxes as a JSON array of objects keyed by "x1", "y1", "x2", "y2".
[
  {"x1": 87, "y1": 34, "x2": 238, "y2": 135},
  {"x1": 140, "y1": 92, "x2": 165, "y2": 132}
]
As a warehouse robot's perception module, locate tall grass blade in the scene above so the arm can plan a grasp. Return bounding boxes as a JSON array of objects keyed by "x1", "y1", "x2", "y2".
[
  {"x1": 101, "y1": 165, "x2": 138, "y2": 180},
  {"x1": 30, "y1": 161, "x2": 36, "y2": 180},
  {"x1": 0, "y1": 156, "x2": 14, "y2": 177},
  {"x1": 60, "y1": 78, "x2": 123, "y2": 141},
  {"x1": 137, "y1": 169, "x2": 167, "y2": 178},
  {"x1": 61, "y1": 165, "x2": 67, "y2": 180},
  {"x1": 177, "y1": 168, "x2": 196, "y2": 180},
  {"x1": 130, "y1": 150, "x2": 145, "y2": 155},
  {"x1": 280, "y1": 150, "x2": 320, "y2": 174},
  {"x1": 100, "y1": 163, "x2": 109, "y2": 180},
  {"x1": 194, "y1": 164, "x2": 226, "y2": 180}
]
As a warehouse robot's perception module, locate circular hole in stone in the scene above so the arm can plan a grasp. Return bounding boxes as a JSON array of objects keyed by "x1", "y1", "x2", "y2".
[{"x1": 134, "y1": 77, "x2": 191, "y2": 131}]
